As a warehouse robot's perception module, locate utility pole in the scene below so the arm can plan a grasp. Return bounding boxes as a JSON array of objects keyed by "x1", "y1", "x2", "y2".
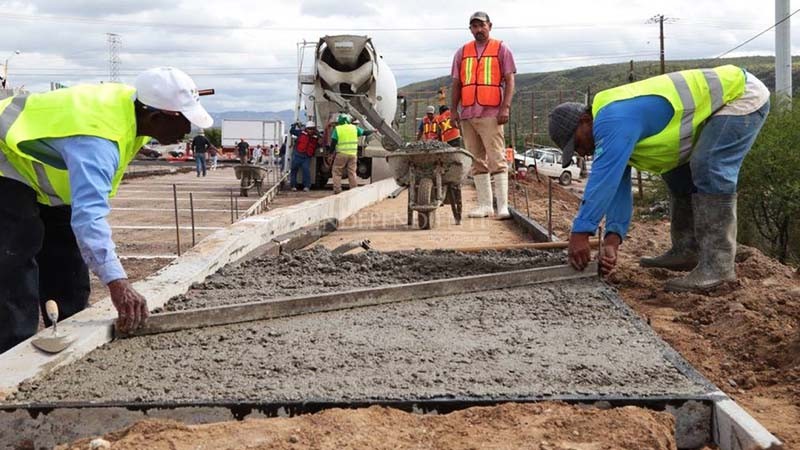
[
  {"x1": 628, "y1": 60, "x2": 635, "y2": 83},
  {"x1": 2, "y1": 50, "x2": 20, "y2": 89},
  {"x1": 627, "y1": 60, "x2": 644, "y2": 200},
  {"x1": 107, "y1": 33, "x2": 121, "y2": 83},
  {"x1": 775, "y1": 0, "x2": 792, "y2": 107},
  {"x1": 647, "y1": 14, "x2": 677, "y2": 74}
]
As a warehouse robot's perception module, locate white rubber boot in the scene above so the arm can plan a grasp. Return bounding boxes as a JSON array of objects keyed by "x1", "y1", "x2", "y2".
[
  {"x1": 493, "y1": 172, "x2": 511, "y2": 220},
  {"x1": 467, "y1": 173, "x2": 494, "y2": 218}
]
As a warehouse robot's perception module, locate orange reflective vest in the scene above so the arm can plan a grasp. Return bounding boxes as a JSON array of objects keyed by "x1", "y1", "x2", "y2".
[
  {"x1": 505, "y1": 147, "x2": 515, "y2": 162},
  {"x1": 460, "y1": 39, "x2": 503, "y2": 107},
  {"x1": 436, "y1": 110, "x2": 461, "y2": 142},
  {"x1": 422, "y1": 116, "x2": 438, "y2": 140}
]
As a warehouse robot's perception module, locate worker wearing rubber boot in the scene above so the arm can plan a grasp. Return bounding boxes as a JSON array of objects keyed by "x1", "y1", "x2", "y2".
[
  {"x1": 330, "y1": 114, "x2": 371, "y2": 194},
  {"x1": 548, "y1": 65, "x2": 769, "y2": 292},
  {"x1": 0, "y1": 67, "x2": 214, "y2": 354},
  {"x1": 450, "y1": 11, "x2": 516, "y2": 219}
]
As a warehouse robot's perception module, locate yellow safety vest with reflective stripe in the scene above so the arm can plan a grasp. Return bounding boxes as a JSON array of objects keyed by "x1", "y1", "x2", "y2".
[
  {"x1": 592, "y1": 65, "x2": 746, "y2": 174},
  {"x1": 0, "y1": 83, "x2": 148, "y2": 205},
  {"x1": 335, "y1": 123, "x2": 359, "y2": 156}
]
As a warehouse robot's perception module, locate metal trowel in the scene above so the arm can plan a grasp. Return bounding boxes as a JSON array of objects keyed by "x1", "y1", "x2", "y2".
[{"x1": 31, "y1": 300, "x2": 74, "y2": 354}]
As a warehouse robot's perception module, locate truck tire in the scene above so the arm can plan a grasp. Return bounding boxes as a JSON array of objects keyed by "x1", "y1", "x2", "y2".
[
  {"x1": 559, "y1": 171, "x2": 572, "y2": 186},
  {"x1": 416, "y1": 177, "x2": 435, "y2": 230}
]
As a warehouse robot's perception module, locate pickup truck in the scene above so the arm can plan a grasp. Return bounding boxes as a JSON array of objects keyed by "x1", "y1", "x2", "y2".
[{"x1": 514, "y1": 147, "x2": 582, "y2": 185}]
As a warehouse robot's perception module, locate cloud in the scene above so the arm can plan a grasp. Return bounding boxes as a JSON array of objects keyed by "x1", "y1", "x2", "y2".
[
  {"x1": 25, "y1": 0, "x2": 165, "y2": 16},
  {"x1": 300, "y1": 0, "x2": 378, "y2": 18},
  {"x1": 0, "y1": 0, "x2": 790, "y2": 113}
]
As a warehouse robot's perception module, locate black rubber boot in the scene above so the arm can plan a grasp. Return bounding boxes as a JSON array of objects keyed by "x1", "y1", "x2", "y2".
[
  {"x1": 640, "y1": 193, "x2": 698, "y2": 271},
  {"x1": 665, "y1": 194, "x2": 737, "y2": 292}
]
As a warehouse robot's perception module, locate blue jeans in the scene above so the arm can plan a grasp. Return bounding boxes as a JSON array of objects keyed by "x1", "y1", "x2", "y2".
[
  {"x1": 195, "y1": 153, "x2": 207, "y2": 176},
  {"x1": 290, "y1": 153, "x2": 312, "y2": 189},
  {"x1": 662, "y1": 101, "x2": 769, "y2": 195}
]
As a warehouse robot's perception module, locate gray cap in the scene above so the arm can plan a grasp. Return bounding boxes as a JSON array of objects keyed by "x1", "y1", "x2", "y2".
[
  {"x1": 549, "y1": 102, "x2": 588, "y2": 168},
  {"x1": 469, "y1": 11, "x2": 490, "y2": 23},
  {"x1": 425, "y1": 105, "x2": 435, "y2": 114}
]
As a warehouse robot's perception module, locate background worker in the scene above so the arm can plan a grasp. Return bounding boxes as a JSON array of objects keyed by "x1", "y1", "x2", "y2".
[
  {"x1": 0, "y1": 67, "x2": 214, "y2": 353},
  {"x1": 289, "y1": 121, "x2": 322, "y2": 191},
  {"x1": 330, "y1": 114, "x2": 371, "y2": 194},
  {"x1": 236, "y1": 137, "x2": 249, "y2": 163},
  {"x1": 450, "y1": 11, "x2": 516, "y2": 219},
  {"x1": 548, "y1": 65, "x2": 769, "y2": 292},
  {"x1": 208, "y1": 144, "x2": 219, "y2": 170},
  {"x1": 191, "y1": 128, "x2": 211, "y2": 177},
  {"x1": 436, "y1": 105, "x2": 462, "y2": 147},
  {"x1": 417, "y1": 105, "x2": 439, "y2": 141}
]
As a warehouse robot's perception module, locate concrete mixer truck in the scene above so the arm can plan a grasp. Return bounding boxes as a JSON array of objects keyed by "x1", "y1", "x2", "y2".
[{"x1": 293, "y1": 35, "x2": 406, "y2": 188}]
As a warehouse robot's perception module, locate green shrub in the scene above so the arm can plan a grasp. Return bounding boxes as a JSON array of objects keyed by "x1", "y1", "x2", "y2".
[{"x1": 738, "y1": 100, "x2": 800, "y2": 264}]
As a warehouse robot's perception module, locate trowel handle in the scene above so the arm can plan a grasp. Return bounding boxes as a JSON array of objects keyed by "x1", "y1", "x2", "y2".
[{"x1": 45, "y1": 300, "x2": 59, "y2": 324}]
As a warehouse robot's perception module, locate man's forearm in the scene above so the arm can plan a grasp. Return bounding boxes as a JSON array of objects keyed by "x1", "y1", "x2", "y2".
[
  {"x1": 501, "y1": 74, "x2": 515, "y2": 109},
  {"x1": 450, "y1": 79, "x2": 461, "y2": 111}
]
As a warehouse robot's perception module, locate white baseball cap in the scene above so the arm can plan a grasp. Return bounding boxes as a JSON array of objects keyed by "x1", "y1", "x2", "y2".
[
  {"x1": 305, "y1": 120, "x2": 316, "y2": 128},
  {"x1": 135, "y1": 67, "x2": 213, "y2": 128},
  {"x1": 426, "y1": 105, "x2": 435, "y2": 114}
]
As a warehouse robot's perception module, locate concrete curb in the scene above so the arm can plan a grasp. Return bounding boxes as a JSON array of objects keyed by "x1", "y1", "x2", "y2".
[
  {"x1": 0, "y1": 179, "x2": 399, "y2": 399},
  {"x1": 713, "y1": 393, "x2": 783, "y2": 449}
]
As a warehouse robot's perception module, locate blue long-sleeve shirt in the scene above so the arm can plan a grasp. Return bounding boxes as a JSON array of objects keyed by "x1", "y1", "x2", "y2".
[
  {"x1": 572, "y1": 95, "x2": 673, "y2": 239},
  {"x1": 18, "y1": 136, "x2": 126, "y2": 284}
]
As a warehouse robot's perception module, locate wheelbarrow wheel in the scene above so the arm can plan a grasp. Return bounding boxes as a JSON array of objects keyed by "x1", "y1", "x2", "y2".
[{"x1": 416, "y1": 177, "x2": 435, "y2": 230}]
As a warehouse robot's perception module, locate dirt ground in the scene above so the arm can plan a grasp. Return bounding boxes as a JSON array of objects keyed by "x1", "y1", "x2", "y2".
[
  {"x1": 515, "y1": 176, "x2": 800, "y2": 447},
  {"x1": 88, "y1": 258, "x2": 173, "y2": 305},
  {"x1": 317, "y1": 187, "x2": 532, "y2": 252},
  {"x1": 59, "y1": 402, "x2": 678, "y2": 450}
]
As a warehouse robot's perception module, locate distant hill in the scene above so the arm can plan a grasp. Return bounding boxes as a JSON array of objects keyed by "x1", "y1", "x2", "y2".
[{"x1": 397, "y1": 55, "x2": 796, "y2": 147}]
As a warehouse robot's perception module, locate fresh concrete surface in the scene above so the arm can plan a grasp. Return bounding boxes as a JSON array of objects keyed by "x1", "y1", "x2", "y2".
[
  {"x1": 0, "y1": 179, "x2": 399, "y2": 399},
  {"x1": 9, "y1": 273, "x2": 708, "y2": 403}
]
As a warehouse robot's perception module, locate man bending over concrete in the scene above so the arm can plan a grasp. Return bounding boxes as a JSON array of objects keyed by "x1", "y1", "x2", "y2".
[
  {"x1": 0, "y1": 67, "x2": 214, "y2": 353},
  {"x1": 548, "y1": 65, "x2": 769, "y2": 292}
]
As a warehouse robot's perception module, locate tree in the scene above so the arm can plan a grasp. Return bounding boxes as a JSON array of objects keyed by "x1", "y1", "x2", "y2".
[
  {"x1": 204, "y1": 128, "x2": 222, "y2": 147},
  {"x1": 738, "y1": 101, "x2": 800, "y2": 263}
]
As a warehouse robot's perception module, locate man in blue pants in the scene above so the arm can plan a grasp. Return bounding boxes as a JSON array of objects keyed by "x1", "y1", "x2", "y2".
[
  {"x1": 548, "y1": 65, "x2": 769, "y2": 292},
  {"x1": 289, "y1": 121, "x2": 321, "y2": 191},
  {"x1": 191, "y1": 129, "x2": 211, "y2": 176}
]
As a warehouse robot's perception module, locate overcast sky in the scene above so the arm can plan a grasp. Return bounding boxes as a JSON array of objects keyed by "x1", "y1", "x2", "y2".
[{"x1": 0, "y1": 0, "x2": 796, "y2": 113}]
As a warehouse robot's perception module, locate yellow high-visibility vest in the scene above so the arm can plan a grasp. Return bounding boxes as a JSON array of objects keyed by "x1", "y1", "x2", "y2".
[
  {"x1": 592, "y1": 65, "x2": 746, "y2": 174},
  {"x1": 0, "y1": 84, "x2": 148, "y2": 205},
  {"x1": 335, "y1": 123, "x2": 359, "y2": 156}
]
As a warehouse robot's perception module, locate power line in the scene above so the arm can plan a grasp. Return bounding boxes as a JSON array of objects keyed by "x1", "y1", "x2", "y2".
[
  {"x1": 714, "y1": 7, "x2": 800, "y2": 59},
  {"x1": 0, "y1": 12, "x2": 643, "y2": 32},
  {"x1": 11, "y1": 51, "x2": 659, "y2": 78}
]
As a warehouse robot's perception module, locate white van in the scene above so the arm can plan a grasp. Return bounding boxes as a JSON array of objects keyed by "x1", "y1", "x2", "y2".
[{"x1": 516, "y1": 148, "x2": 581, "y2": 185}]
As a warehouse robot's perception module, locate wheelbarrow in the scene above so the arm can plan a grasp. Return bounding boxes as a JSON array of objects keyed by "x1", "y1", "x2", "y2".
[
  {"x1": 234, "y1": 164, "x2": 269, "y2": 197},
  {"x1": 386, "y1": 143, "x2": 474, "y2": 230}
]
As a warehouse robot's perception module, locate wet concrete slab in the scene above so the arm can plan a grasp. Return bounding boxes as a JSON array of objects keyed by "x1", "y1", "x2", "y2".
[{"x1": 7, "y1": 249, "x2": 710, "y2": 405}]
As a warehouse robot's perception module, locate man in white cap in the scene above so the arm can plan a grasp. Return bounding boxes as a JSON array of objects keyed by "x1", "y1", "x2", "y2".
[
  {"x1": 450, "y1": 11, "x2": 516, "y2": 219},
  {"x1": 416, "y1": 105, "x2": 438, "y2": 141},
  {"x1": 191, "y1": 128, "x2": 212, "y2": 176},
  {"x1": 0, "y1": 67, "x2": 213, "y2": 353}
]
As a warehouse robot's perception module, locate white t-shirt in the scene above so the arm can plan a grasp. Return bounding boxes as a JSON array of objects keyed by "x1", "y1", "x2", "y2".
[{"x1": 715, "y1": 71, "x2": 770, "y2": 116}]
